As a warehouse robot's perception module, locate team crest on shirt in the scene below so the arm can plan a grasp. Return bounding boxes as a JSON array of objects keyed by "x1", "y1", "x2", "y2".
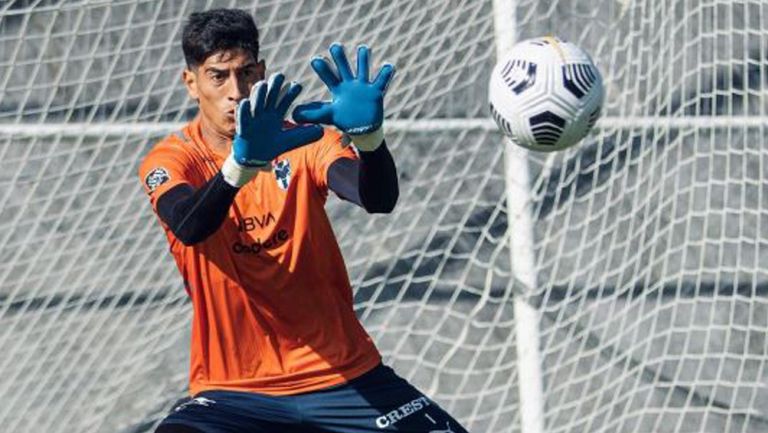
[
  {"x1": 273, "y1": 159, "x2": 291, "y2": 191},
  {"x1": 144, "y1": 167, "x2": 170, "y2": 192}
]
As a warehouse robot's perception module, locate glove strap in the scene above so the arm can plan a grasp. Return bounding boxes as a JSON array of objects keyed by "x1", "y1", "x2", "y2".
[
  {"x1": 349, "y1": 127, "x2": 384, "y2": 152},
  {"x1": 221, "y1": 153, "x2": 269, "y2": 187}
]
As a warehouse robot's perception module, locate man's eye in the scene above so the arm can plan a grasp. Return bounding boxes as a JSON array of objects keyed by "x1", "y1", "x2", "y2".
[{"x1": 211, "y1": 73, "x2": 226, "y2": 82}]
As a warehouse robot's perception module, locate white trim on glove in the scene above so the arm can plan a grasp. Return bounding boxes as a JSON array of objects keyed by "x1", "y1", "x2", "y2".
[
  {"x1": 349, "y1": 127, "x2": 384, "y2": 152},
  {"x1": 221, "y1": 153, "x2": 269, "y2": 187}
]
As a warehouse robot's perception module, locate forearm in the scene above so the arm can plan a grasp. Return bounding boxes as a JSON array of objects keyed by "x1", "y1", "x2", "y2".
[
  {"x1": 359, "y1": 141, "x2": 398, "y2": 213},
  {"x1": 328, "y1": 140, "x2": 398, "y2": 213},
  {"x1": 156, "y1": 172, "x2": 239, "y2": 245}
]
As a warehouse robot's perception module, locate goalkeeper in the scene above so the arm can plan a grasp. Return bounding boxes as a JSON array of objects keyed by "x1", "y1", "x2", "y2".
[{"x1": 139, "y1": 8, "x2": 467, "y2": 433}]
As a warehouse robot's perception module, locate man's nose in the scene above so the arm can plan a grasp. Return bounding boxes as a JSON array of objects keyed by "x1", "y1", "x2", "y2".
[{"x1": 228, "y1": 75, "x2": 250, "y2": 101}]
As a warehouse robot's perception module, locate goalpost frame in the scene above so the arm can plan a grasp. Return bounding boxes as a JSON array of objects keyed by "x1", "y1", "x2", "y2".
[
  {"x1": 1, "y1": 117, "x2": 766, "y2": 137},
  {"x1": 491, "y1": 1, "x2": 546, "y2": 433},
  {"x1": 3, "y1": 117, "x2": 766, "y2": 137}
]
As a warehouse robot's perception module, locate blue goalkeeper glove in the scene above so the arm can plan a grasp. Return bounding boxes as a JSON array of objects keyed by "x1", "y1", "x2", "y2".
[
  {"x1": 293, "y1": 43, "x2": 395, "y2": 151},
  {"x1": 222, "y1": 73, "x2": 323, "y2": 187}
]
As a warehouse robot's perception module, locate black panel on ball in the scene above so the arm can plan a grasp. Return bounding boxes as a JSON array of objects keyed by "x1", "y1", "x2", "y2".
[
  {"x1": 562, "y1": 64, "x2": 598, "y2": 99},
  {"x1": 529, "y1": 111, "x2": 566, "y2": 147},
  {"x1": 501, "y1": 60, "x2": 537, "y2": 95}
]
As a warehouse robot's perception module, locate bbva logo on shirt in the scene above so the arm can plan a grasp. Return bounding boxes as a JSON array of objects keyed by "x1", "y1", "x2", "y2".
[{"x1": 273, "y1": 159, "x2": 291, "y2": 191}]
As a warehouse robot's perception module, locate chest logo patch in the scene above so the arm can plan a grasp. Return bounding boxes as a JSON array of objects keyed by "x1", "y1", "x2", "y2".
[
  {"x1": 144, "y1": 167, "x2": 170, "y2": 192},
  {"x1": 273, "y1": 159, "x2": 291, "y2": 191}
]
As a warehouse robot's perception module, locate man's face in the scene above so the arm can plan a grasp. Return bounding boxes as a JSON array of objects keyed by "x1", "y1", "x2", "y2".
[{"x1": 183, "y1": 48, "x2": 265, "y2": 137}]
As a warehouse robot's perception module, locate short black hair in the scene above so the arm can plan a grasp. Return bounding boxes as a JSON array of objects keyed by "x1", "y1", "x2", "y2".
[{"x1": 182, "y1": 9, "x2": 259, "y2": 69}]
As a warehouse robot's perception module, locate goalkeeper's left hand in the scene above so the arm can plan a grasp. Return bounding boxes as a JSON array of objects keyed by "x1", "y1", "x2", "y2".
[{"x1": 292, "y1": 43, "x2": 395, "y2": 151}]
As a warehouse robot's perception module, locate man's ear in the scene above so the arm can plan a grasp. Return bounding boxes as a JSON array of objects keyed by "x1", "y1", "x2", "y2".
[{"x1": 182, "y1": 68, "x2": 199, "y2": 100}]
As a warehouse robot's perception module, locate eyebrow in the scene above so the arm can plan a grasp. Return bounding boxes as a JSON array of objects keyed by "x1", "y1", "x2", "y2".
[
  {"x1": 205, "y1": 67, "x2": 228, "y2": 75},
  {"x1": 204, "y1": 63, "x2": 258, "y2": 74}
]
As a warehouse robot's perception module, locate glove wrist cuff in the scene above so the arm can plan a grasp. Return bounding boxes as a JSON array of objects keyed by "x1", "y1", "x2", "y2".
[
  {"x1": 349, "y1": 127, "x2": 384, "y2": 152},
  {"x1": 221, "y1": 153, "x2": 268, "y2": 187}
]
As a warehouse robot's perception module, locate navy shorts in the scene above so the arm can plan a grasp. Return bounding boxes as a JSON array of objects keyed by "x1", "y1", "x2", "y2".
[{"x1": 156, "y1": 364, "x2": 468, "y2": 433}]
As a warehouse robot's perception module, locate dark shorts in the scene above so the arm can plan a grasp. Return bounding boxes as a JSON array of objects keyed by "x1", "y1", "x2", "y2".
[{"x1": 156, "y1": 364, "x2": 468, "y2": 433}]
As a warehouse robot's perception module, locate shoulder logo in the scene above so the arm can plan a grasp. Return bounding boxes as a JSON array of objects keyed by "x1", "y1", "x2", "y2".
[
  {"x1": 144, "y1": 167, "x2": 170, "y2": 192},
  {"x1": 273, "y1": 159, "x2": 291, "y2": 191}
]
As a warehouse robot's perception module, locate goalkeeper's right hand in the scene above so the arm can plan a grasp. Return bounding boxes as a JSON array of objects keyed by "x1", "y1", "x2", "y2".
[{"x1": 221, "y1": 73, "x2": 324, "y2": 187}]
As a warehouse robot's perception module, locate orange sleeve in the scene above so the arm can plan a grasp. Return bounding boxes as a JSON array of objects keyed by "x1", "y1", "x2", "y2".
[
  {"x1": 305, "y1": 128, "x2": 358, "y2": 192},
  {"x1": 137, "y1": 138, "x2": 197, "y2": 214}
]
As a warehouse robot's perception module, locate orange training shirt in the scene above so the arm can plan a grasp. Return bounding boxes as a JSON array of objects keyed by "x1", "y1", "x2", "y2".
[{"x1": 138, "y1": 116, "x2": 381, "y2": 396}]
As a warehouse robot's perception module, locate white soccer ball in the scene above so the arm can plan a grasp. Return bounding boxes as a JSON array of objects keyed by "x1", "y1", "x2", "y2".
[{"x1": 489, "y1": 36, "x2": 604, "y2": 152}]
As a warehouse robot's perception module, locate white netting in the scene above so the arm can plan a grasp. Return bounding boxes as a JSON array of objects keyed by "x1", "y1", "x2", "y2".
[{"x1": 0, "y1": 1, "x2": 767, "y2": 432}]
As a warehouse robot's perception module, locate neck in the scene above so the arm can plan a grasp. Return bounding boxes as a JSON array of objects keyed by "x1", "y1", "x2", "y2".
[{"x1": 199, "y1": 115, "x2": 233, "y2": 155}]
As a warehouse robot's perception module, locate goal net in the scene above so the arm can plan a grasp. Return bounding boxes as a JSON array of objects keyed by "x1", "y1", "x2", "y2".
[{"x1": 1, "y1": 1, "x2": 766, "y2": 432}]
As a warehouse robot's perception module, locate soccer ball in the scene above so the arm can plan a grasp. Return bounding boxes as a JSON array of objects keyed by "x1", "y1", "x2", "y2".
[{"x1": 489, "y1": 36, "x2": 604, "y2": 152}]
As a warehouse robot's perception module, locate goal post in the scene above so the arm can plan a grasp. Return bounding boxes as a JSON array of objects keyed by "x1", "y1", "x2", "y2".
[
  {"x1": 491, "y1": 1, "x2": 545, "y2": 433},
  {"x1": 1, "y1": 1, "x2": 768, "y2": 433}
]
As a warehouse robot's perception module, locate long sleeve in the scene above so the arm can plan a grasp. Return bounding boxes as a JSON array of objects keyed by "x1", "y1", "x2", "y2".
[
  {"x1": 155, "y1": 172, "x2": 240, "y2": 245},
  {"x1": 327, "y1": 141, "x2": 398, "y2": 213}
]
